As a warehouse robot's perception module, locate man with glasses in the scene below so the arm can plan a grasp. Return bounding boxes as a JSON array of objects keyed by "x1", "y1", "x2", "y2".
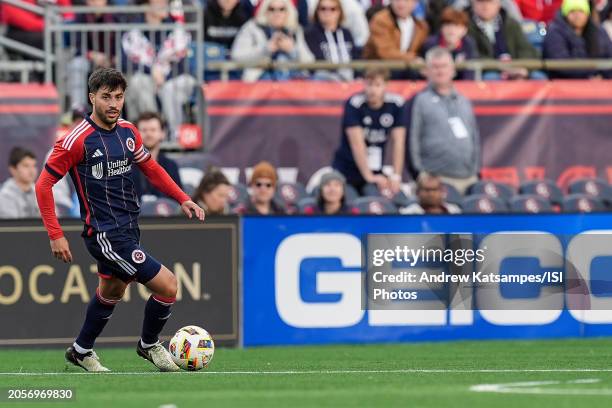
[{"x1": 236, "y1": 161, "x2": 286, "y2": 215}]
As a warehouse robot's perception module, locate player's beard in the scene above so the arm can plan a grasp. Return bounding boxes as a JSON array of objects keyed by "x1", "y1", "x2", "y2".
[{"x1": 95, "y1": 104, "x2": 120, "y2": 128}]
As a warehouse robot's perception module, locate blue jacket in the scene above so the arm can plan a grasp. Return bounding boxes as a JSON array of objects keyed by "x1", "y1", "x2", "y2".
[{"x1": 543, "y1": 13, "x2": 612, "y2": 78}]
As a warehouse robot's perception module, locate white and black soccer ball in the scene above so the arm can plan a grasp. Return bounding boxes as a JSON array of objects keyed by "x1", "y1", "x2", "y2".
[{"x1": 168, "y1": 325, "x2": 215, "y2": 371}]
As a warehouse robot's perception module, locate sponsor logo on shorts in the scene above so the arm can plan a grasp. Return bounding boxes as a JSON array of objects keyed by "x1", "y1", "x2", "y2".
[{"x1": 132, "y1": 249, "x2": 146, "y2": 264}]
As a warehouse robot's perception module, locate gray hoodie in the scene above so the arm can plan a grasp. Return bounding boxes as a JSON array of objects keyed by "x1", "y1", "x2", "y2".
[{"x1": 0, "y1": 178, "x2": 40, "y2": 219}]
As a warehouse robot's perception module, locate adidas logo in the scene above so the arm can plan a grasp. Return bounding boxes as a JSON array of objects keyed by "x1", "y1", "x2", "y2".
[{"x1": 92, "y1": 149, "x2": 103, "y2": 158}]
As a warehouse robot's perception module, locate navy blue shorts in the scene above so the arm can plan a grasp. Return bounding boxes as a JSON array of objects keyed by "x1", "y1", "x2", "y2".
[{"x1": 83, "y1": 227, "x2": 162, "y2": 284}]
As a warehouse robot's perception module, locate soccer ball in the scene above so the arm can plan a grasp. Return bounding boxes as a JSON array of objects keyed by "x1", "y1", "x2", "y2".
[{"x1": 168, "y1": 325, "x2": 215, "y2": 371}]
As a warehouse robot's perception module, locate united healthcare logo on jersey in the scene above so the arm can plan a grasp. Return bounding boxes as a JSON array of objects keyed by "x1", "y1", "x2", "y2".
[
  {"x1": 92, "y1": 162, "x2": 104, "y2": 179},
  {"x1": 91, "y1": 158, "x2": 132, "y2": 179},
  {"x1": 242, "y1": 216, "x2": 612, "y2": 346}
]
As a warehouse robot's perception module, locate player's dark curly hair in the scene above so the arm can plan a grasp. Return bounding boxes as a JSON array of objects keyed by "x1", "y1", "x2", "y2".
[{"x1": 88, "y1": 68, "x2": 128, "y2": 94}]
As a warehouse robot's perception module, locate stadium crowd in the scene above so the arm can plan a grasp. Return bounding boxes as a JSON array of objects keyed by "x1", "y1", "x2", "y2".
[
  {"x1": 2, "y1": 0, "x2": 612, "y2": 82},
  {"x1": 1, "y1": 0, "x2": 612, "y2": 217},
  {"x1": 2, "y1": 50, "x2": 612, "y2": 218}
]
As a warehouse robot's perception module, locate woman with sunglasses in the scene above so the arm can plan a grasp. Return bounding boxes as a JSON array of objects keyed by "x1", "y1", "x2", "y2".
[
  {"x1": 231, "y1": 0, "x2": 314, "y2": 81},
  {"x1": 235, "y1": 161, "x2": 286, "y2": 215},
  {"x1": 305, "y1": 0, "x2": 359, "y2": 81}
]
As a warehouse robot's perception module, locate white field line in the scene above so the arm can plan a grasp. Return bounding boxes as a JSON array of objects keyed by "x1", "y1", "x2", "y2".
[
  {"x1": 2, "y1": 369, "x2": 612, "y2": 376},
  {"x1": 470, "y1": 378, "x2": 612, "y2": 396}
]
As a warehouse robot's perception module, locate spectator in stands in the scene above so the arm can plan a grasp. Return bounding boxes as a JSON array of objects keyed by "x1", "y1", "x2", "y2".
[
  {"x1": 66, "y1": 0, "x2": 118, "y2": 111},
  {"x1": 236, "y1": 161, "x2": 286, "y2": 214},
  {"x1": 467, "y1": 0, "x2": 540, "y2": 79},
  {"x1": 543, "y1": 0, "x2": 612, "y2": 78},
  {"x1": 0, "y1": 147, "x2": 39, "y2": 219},
  {"x1": 122, "y1": 0, "x2": 196, "y2": 137},
  {"x1": 131, "y1": 112, "x2": 183, "y2": 199},
  {"x1": 307, "y1": 0, "x2": 370, "y2": 47},
  {"x1": 603, "y1": 5, "x2": 612, "y2": 41},
  {"x1": 0, "y1": 0, "x2": 72, "y2": 56},
  {"x1": 231, "y1": 0, "x2": 314, "y2": 81},
  {"x1": 332, "y1": 68, "x2": 405, "y2": 194},
  {"x1": 362, "y1": 0, "x2": 429, "y2": 79},
  {"x1": 425, "y1": 0, "x2": 450, "y2": 33},
  {"x1": 406, "y1": 47, "x2": 479, "y2": 194},
  {"x1": 514, "y1": 0, "x2": 563, "y2": 24},
  {"x1": 305, "y1": 0, "x2": 359, "y2": 80},
  {"x1": 422, "y1": 7, "x2": 478, "y2": 80},
  {"x1": 304, "y1": 170, "x2": 357, "y2": 214},
  {"x1": 455, "y1": 0, "x2": 524, "y2": 22},
  {"x1": 192, "y1": 168, "x2": 231, "y2": 215},
  {"x1": 204, "y1": 0, "x2": 249, "y2": 49},
  {"x1": 243, "y1": 0, "x2": 311, "y2": 27},
  {"x1": 400, "y1": 172, "x2": 462, "y2": 214}
]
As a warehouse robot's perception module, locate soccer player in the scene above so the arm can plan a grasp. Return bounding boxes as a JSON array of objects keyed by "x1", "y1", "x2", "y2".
[
  {"x1": 331, "y1": 68, "x2": 405, "y2": 194},
  {"x1": 35, "y1": 68, "x2": 205, "y2": 372}
]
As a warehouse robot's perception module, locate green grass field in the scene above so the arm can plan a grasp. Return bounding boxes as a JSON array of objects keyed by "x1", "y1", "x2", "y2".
[{"x1": 1, "y1": 339, "x2": 612, "y2": 407}]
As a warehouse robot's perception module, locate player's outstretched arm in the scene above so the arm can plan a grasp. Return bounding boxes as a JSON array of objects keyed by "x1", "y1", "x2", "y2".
[
  {"x1": 35, "y1": 169, "x2": 73, "y2": 263},
  {"x1": 138, "y1": 159, "x2": 205, "y2": 222}
]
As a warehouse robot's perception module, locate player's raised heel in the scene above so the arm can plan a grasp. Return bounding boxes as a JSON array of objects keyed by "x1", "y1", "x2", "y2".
[
  {"x1": 136, "y1": 341, "x2": 180, "y2": 372},
  {"x1": 65, "y1": 346, "x2": 110, "y2": 372}
]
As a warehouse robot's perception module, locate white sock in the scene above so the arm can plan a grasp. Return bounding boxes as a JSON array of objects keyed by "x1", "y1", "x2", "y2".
[
  {"x1": 73, "y1": 342, "x2": 92, "y2": 355},
  {"x1": 140, "y1": 339, "x2": 159, "y2": 349}
]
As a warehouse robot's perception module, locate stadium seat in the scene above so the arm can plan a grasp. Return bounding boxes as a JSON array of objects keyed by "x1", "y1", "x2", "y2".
[
  {"x1": 182, "y1": 183, "x2": 195, "y2": 197},
  {"x1": 561, "y1": 194, "x2": 605, "y2": 213},
  {"x1": 441, "y1": 183, "x2": 463, "y2": 206},
  {"x1": 344, "y1": 184, "x2": 359, "y2": 204},
  {"x1": 297, "y1": 197, "x2": 317, "y2": 214},
  {"x1": 275, "y1": 182, "x2": 307, "y2": 213},
  {"x1": 178, "y1": 167, "x2": 204, "y2": 194},
  {"x1": 352, "y1": 197, "x2": 397, "y2": 215},
  {"x1": 227, "y1": 183, "x2": 249, "y2": 209},
  {"x1": 461, "y1": 195, "x2": 508, "y2": 213},
  {"x1": 140, "y1": 198, "x2": 179, "y2": 217},
  {"x1": 567, "y1": 178, "x2": 612, "y2": 206},
  {"x1": 361, "y1": 183, "x2": 413, "y2": 208},
  {"x1": 519, "y1": 180, "x2": 563, "y2": 206},
  {"x1": 468, "y1": 181, "x2": 515, "y2": 202},
  {"x1": 509, "y1": 195, "x2": 553, "y2": 213}
]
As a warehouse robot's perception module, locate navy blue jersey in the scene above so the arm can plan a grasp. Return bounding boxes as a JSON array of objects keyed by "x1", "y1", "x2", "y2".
[
  {"x1": 44, "y1": 116, "x2": 151, "y2": 234},
  {"x1": 332, "y1": 92, "x2": 405, "y2": 185}
]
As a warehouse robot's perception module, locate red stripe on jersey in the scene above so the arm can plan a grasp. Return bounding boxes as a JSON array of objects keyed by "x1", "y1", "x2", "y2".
[
  {"x1": 69, "y1": 127, "x2": 96, "y2": 226},
  {"x1": 62, "y1": 120, "x2": 91, "y2": 150},
  {"x1": 72, "y1": 167, "x2": 93, "y2": 226}
]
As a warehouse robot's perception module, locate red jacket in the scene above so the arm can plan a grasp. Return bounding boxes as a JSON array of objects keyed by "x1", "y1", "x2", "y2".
[
  {"x1": 514, "y1": 0, "x2": 563, "y2": 24},
  {"x1": 1, "y1": 0, "x2": 73, "y2": 32}
]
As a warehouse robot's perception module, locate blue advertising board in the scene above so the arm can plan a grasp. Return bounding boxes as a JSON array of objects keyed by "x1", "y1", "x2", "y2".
[{"x1": 242, "y1": 214, "x2": 612, "y2": 346}]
